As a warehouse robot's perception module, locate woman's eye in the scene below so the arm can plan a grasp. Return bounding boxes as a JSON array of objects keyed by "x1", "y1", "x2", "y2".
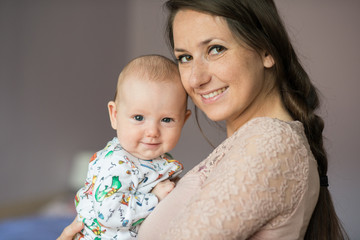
[
  {"x1": 161, "y1": 117, "x2": 173, "y2": 123},
  {"x1": 209, "y1": 45, "x2": 226, "y2": 55},
  {"x1": 177, "y1": 55, "x2": 193, "y2": 64},
  {"x1": 133, "y1": 115, "x2": 144, "y2": 121}
]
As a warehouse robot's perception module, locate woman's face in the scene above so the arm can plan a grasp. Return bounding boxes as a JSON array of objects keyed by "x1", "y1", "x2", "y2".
[{"x1": 172, "y1": 9, "x2": 275, "y2": 133}]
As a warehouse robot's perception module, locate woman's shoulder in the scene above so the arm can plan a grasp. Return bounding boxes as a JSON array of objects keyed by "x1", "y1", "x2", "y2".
[
  {"x1": 223, "y1": 117, "x2": 314, "y2": 170},
  {"x1": 235, "y1": 117, "x2": 304, "y2": 137},
  {"x1": 229, "y1": 117, "x2": 307, "y2": 149},
  {"x1": 188, "y1": 117, "x2": 310, "y2": 177}
]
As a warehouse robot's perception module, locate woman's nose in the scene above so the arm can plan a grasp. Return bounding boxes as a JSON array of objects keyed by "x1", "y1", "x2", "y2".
[{"x1": 188, "y1": 59, "x2": 210, "y2": 88}]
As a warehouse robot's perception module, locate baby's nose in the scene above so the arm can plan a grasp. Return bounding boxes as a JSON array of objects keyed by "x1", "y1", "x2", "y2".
[{"x1": 145, "y1": 123, "x2": 160, "y2": 138}]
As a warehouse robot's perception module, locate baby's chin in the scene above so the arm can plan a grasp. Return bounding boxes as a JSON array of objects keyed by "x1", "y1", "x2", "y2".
[
  {"x1": 123, "y1": 143, "x2": 165, "y2": 160},
  {"x1": 131, "y1": 151, "x2": 163, "y2": 160}
]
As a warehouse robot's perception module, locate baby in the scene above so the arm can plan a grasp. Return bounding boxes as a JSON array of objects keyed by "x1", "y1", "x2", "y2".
[{"x1": 74, "y1": 55, "x2": 191, "y2": 239}]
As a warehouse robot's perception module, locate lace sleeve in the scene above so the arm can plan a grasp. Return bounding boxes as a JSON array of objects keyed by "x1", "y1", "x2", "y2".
[{"x1": 162, "y1": 124, "x2": 309, "y2": 240}]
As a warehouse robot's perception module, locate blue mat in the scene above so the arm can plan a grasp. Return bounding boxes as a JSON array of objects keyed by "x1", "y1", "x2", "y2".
[{"x1": 0, "y1": 216, "x2": 74, "y2": 240}]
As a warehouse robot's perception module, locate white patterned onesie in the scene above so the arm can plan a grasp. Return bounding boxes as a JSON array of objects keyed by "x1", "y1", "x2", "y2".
[{"x1": 75, "y1": 137, "x2": 183, "y2": 240}]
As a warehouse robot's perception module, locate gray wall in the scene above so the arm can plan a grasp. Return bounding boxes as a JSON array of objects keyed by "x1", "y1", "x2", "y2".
[
  {"x1": 1, "y1": 0, "x2": 359, "y2": 238},
  {"x1": 1, "y1": 0, "x2": 129, "y2": 205}
]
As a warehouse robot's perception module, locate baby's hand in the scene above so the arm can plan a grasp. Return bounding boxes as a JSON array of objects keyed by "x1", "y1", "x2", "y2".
[{"x1": 151, "y1": 179, "x2": 175, "y2": 201}]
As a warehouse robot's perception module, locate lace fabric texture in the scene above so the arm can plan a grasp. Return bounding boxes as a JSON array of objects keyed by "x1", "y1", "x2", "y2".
[{"x1": 160, "y1": 117, "x2": 319, "y2": 240}]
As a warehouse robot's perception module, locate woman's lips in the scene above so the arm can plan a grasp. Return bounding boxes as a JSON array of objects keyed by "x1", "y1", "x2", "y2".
[
  {"x1": 200, "y1": 87, "x2": 228, "y2": 103},
  {"x1": 201, "y1": 87, "x2": 227, "y2": 99}
]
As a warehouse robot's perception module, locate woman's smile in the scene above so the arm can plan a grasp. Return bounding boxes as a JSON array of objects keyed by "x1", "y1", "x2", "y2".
[{"x1": 201, "y1": 87, "x2": 228, "y2": 100}]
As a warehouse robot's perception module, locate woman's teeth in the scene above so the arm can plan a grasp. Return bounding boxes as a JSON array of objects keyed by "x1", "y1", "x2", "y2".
[{"x1": 202, "y1": 87, "x2": 227, "y2": 99}]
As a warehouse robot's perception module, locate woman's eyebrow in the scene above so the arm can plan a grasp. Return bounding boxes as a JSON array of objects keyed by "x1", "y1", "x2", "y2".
[
  {"x1": 174, "y1": 47, "x2": 186, "y2": 53},
  {"x1": 174, "y1": 38, "x2": 215, "y2": 53}
]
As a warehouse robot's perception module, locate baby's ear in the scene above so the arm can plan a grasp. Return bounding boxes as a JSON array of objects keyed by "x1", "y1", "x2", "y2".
[{"x1": 107, "y1": 101, "x2": 118, "y2": 130}]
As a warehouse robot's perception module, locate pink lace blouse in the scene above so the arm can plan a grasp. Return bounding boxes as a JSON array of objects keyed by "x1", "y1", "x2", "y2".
[{"x1": 138, "y1": 117, "x2": 320, "y2": 239}]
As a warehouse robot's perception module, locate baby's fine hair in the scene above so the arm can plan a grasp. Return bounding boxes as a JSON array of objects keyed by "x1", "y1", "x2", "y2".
[{"x1": 114, "y1": 54, "x2": 180, "y2": 101}]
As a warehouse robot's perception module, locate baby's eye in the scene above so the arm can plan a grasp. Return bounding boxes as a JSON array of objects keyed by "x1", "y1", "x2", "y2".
[
  {"x1": 209, "y1": 45, "x2": 226, "y2": 55},
  {"x1": 161, "y1": 117, "x2": 173, "y2": 123},
  {"x1": 133, "y1": 115, "x2": 144, "y2": 121},
  {"x1": 177, "y1": 55, "x2": 193, "y2": 64}
]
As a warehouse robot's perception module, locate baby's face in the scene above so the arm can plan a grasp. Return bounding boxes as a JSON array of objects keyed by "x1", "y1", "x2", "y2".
[{"x1": 109, "y1": 74, "x2": 190, "y2": 160}]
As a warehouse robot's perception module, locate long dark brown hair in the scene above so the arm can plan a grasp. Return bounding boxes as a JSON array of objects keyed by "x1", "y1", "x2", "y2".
[{"x1": 165, "y1": 0, "x2": 348, "y2": 239}]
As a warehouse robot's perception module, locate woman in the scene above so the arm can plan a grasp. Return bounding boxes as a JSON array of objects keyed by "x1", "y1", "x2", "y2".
[{"x1": 59, "y1": 0, "x2": 348, "y2": 239}]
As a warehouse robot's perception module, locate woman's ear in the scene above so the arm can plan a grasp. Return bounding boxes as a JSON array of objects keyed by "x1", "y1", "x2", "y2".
[
  {"x1": 107, "y1": 101, "x2": 118, "y2": 130},
  {"x1": 262, "y1": 51, "x2": 275, "y2": 68}
]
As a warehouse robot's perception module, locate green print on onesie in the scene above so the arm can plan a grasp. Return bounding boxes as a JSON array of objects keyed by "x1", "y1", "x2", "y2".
[{"x1": 95, "y1": 176, "x2": 122, "y2": 202}]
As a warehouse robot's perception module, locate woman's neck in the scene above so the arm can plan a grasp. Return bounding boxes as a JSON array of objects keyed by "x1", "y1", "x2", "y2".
[{"x1": 226, "y1": 89, "x2": 292, "y2": 137}]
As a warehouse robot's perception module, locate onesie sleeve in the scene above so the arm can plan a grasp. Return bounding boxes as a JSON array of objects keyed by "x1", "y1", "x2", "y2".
[
  {"x1": 161, "y1": 123, "x2": 310, "y2": 239},
  {"x1": 75, "y1": 153, "x2": 98, "y2": 220},
  {"x1": 137, "y1": 155, "x2": 183, "y2": 194},
  {"x1": 92, "y1": 152, "x2": 159, "y2": 230}
]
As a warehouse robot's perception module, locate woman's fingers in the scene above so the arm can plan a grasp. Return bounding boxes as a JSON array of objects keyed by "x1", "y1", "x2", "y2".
[{"x1": 57, "y1": 218, "x2": 83, "y2": 240}]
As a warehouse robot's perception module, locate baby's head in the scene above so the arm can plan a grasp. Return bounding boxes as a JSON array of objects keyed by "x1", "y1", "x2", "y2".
[{"x1": 108, "y1": 55, "x2": 191, "y2": 160}]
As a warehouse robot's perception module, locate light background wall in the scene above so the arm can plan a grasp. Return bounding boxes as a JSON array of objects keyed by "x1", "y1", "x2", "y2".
[{"x1": 1, "y1": 0, "x2": 359, "y2": 238}]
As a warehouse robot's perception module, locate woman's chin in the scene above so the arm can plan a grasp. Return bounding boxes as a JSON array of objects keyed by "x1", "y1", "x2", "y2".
[{"x1": 203, "y1": 111, "x2": 227, "y2": 122}]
